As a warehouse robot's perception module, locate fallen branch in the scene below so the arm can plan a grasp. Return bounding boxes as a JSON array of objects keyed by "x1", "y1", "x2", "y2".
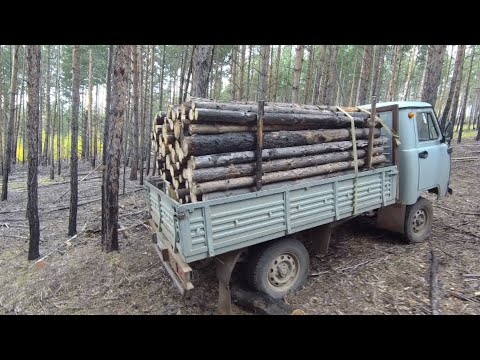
[
  {"x1": 452, "y1": 157, "x2": 480, "y2": 161},
  {"x1": 434, "y1": 204, "x2": 480, "y2": 216},
  {"x1": 430, "y1": 249, "x2": 440, "y2": 315},
  {"x1": 118, "y1": 221, "x2": 145, "y2": 232},
  {"x1": 336, "y1": 260, "x2": 370, "y2": 272},
  {"x1": 42, "y1": 197, "x2": 101, "y2": 214},
  {"x1": 32, "y1": 222, "x2": 88, "y2": 269},
  {"x1": 463, "y1": 274, "x2": 480, "y2": 278},
  {"x1": 55, "y1": 164, "x2": 102, "y2": 201},
  {"x1": 450, "y1": 291, "x2": 480, "y2": 304},
  {"x1": 439, "y1": 220, "x2": 480, "y2": 240}
]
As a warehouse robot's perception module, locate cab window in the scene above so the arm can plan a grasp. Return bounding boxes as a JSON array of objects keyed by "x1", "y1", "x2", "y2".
[{"x1": 416, "y1": 112, "x2": 439, "y2": 141}]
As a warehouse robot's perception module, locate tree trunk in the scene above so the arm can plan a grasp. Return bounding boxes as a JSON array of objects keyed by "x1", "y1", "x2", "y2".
[
  {"x1": 438, "y1": 46, "x2": 453, "y2": 113},
  {"x1": 140, "y1": 46, "x2": 149, "y2": 186},
  {"x1": 387, "y1": 45, "x2": 401, "y2": 101},
  {"x1": 440, "y1": 45, "x2": 466, "y2": 128},
  {"x1": 246, "y1": 45, "x2": 253, "y2": 101},
  {"x1": 130, "y1": 45, "x2": 140, "y2": 180},
  {"x1": 191, "y1": 45, "x2": 212, "y2": 98},
  {"x1": 184, "y1": 46, "x2": 195, "y2": 102},
  {"x1": 68, "y1": 45, "x2": 81, "y2": 237},
  {"x1": 348, "y1": 47, "x2": 360, "y2": 105},
  {"x1": 358, "y1": 45, "x2": 374, "y2": 105},
  {"x1": 239, "y1": 45, "x2": 246, "y2": 100},
  {"x1": 50, "y1": 49, "x2": 56, "y2": 180},
  {"x1": 102, "y1": 45, "x2": 128, "y2": 252},
  {"x1": 43, "y1": 45, "x2": 51, "y2": 166},
  {"x1": 371, "y1": 45, "x2": 386, "y2": 99},
  {"x1": 283, "y1": 46, "x2": 293, "y2": 103},
  {"x1": 207, "y1": 46, "x2": 215, "y2": 97},
  {"x1": 159, "y1": 45, "x2": 166, "y2": 109},
  {"x1": 26, "y1": 45, "x2": 41, "y2": 260},
  {"x1": 189, "y1": 138, "x2": 386, "y2": 169},
  {"x1": 13, "y1": 50, "x2": 26, "y2": 166},
  {"x1": 182, "y1": 128, "x2": 380, "y2": 156},
  {"x1": 304, "y1": 46, "x2": 315, "y2": 104},
  {"x1": 404, "y1": 46, "x2": 417, "y2": 100},
  {"x1": 457, "y1": 46, "x2": 475, "y2": 143},
  {"x1": 450, "y1": 48, "x2": 467, "y2": 130},
  {"x1": 191, "y1": 155, "x2": 386, "y2": 195},
  {"x1": 147, "y1": 45, "x2": 155, "y2": 176},
  {"x1": 267, "y1": 45, "x2": 274, "y2": 101},
  {"x1": 291, "y1": 45, "x2": 305, "y2": 104},
  {"x1": 273, "y1": 45, "x2": 282, "y2": 102},
  {"x1": 1, "y1": 45, "x2": 20, "y2": 201},
  {"x1": 313, "y1": 45, "x2": 326, "y2": 104},
  {"x1": 92, "y1": 84, "x2": 98, "y2": 169},
  {"x1": 0, "y1": 47, "x2": 4, "y2": 176},
  {"x1": 57, "y1": 46, "x2": 61, "y2": 176},
  {"x1": 178, "y1": 45, "x2": 188, "y2": 104},
  {"x1": 421, "y1": 45, "x2": 446, "y2": 107},
  {"x1": 321, "y1": 46, "x2": 339, "y2": 106},
  {"x1": 88, "y1": 48, "x2": 94, "y2": 168},
  {"x1": 354, "y1": 46, "x2": 366, "y2": 105},
  {"x1": 231, "y1": 45, "x2": 237, "y2": 100},
  {"x1": 259, "y1": 46, "x2": 270, "y2": 102}
]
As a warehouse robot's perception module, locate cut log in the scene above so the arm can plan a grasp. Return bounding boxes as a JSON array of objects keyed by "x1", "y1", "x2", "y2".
[
  {"x1": 187, "y1": 122, "x2": 372, "y2": 135},
  {"x1": 192, "y1": 98, "x2": 360, "y2": 113},
  {"x1": 188, "y1": 147, "x2": 383, "y2": 183},
  {"x1": 175, "y1": 188, "x2": 189, "y2": 199},
  {"x1": 191, "y1": 155, "x2": 386, "y2": 195},
  {"x1": 193, "y1": 108, "x2": 368, "y2": 127},
  {"x1": 204, "y1": 180, "x2": 333, "y2": 200},
  {"x1": 182, "y1": 128, "x2": 381, "y2": 156},
  {"x1": 190, "y1": 137, "x2": 387, "y2": 169},
  {"x1": 194, "y1": 108, "x2": 257, "y2": 123}
]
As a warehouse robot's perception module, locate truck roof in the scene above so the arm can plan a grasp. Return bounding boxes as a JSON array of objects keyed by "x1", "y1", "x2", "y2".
[{"x1": 359, "y1": 101, "x2": 432, "y2": 110}]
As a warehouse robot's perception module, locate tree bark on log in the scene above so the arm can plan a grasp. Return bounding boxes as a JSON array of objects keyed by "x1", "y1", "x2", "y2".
[
  {"x1": 191, "y1": 154, "x2": 386, "y2": 195},
  {"x1": 189, "y1": 138, "x2": 387, "y2": 169},
  {"x1": 201, "y1": 169, "x2": 357, "y2": 200},
  {"x1": 187, "y1": 122, "x2": 372, "y2": 135},
  {"x1": 182, "y1": 128, "x2": 381, "y2": 156},
  {"x1": 193, "y1": 107, "x2": 368, "y2": 126},
  {"x1": 188, "y1": 147, "x2": 383, "y2": 183},
  {"x1": 191, "y1": 98, "x2": 360, "y2": 113}
]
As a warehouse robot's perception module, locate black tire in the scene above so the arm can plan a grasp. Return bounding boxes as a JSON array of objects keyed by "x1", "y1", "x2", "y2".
[
  {"x1": 247, "y1": 238, "x2": 309, "y2": 299},
  {"x1": 404, "y1": 197, "x2": 433, "y2": 243}
]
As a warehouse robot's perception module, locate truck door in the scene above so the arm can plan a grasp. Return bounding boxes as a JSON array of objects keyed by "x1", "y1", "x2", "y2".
[{"x1": 415, "y1": 110, "x2": 451, "y2": 195}]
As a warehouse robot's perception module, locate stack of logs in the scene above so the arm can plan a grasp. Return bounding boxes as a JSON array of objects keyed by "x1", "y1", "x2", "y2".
[{"x1": 151, "y1": 97, "x2": 386, "y2": 204}]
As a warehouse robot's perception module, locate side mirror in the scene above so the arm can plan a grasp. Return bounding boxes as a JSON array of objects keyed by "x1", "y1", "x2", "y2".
[{"x1": 443, "y1": 120, "x2": 453, "y2": 144}]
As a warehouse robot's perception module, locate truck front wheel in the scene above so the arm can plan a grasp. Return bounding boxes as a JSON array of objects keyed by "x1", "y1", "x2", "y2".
[
  {"x1": 247, "y1": 238, "x2": 309, "y2": 299},
  {"x1": 404, "y1": 197, "x2": 433, "y2": 243}
]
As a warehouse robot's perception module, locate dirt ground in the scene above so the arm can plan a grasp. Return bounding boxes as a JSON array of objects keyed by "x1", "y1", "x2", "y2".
[{"x1": 1, "y1": 139, "x2": 479, "y2": 315}]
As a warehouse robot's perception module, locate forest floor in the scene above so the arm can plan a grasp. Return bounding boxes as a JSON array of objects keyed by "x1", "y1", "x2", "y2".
[{"x1": 1, "y1": 138, "x2": 479, "y2": 315}]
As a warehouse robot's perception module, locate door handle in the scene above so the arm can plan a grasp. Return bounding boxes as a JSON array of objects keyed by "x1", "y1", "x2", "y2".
[{"x1": 419, "y1": 151, "x2": 428, "y2": 159}]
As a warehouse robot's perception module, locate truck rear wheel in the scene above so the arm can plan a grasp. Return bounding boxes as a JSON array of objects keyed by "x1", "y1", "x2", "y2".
[
  {"x1": 247, "y1": 238, "x2": 309, "y2": 299},
  {"x1": 404, "y1": 197, "x2": 433, "y2": 243}
]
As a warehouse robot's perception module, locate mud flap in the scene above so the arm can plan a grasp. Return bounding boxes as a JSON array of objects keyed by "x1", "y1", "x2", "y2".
[
  {"x1": 377, "y1": 203, "x2": 406, "y2": 234},
  {"x1": 215, "y1": 250, "x2": 244, "y2": 315},
  {"x1": 309, "y1": 224, "x2": 332, "y2": 255}
]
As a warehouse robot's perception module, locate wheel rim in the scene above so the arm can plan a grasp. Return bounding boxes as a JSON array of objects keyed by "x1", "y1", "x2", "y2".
[
  {"x1": 412, "y1": 209, "x2": 427, "y2": 233},
  {"x1": 267, "y1": 252, "x2": 300, "y2": 292}
]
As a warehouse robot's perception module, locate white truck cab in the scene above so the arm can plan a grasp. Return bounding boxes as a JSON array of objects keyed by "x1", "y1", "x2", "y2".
[{"x1": 361, "y1": 101, "x2": 453, "y2": 243}]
